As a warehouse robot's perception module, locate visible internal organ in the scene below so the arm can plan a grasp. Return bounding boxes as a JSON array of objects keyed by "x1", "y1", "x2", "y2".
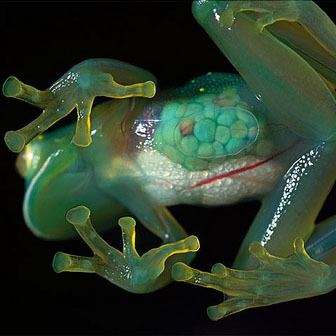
[
  {"x1": 192, "y1": 145, "x2": 289, "y2": 188},
  {"x1": 153, "y1": 93, "x2": 261, "y2": 171},
  {"x1": 136, "y1": 148, "x2": 285, "y2": 207}
]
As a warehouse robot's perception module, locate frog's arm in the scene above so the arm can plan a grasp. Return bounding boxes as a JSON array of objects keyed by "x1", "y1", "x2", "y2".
[
  {"x1": 53, "y1": 205, "x2": 199, "y2": 293},
  {"x1": 50, "y1": 149, "x2": 199, "y2": 292},
  {"x1": 3, "y1": 59, "x2": 156, "y2": 152},
  {"x1": 172, "y1": 0, "x2": 336, "y2": 319}
]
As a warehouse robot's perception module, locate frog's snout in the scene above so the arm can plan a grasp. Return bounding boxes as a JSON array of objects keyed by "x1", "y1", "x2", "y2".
[
  {"x1": 16, "y1": 146, "x2": 32, "y2": 178},
  {"x1": 15, "y1": 134, "x2": 56, "y2": 181},
  {"x1": 15, "y1": 141, "x2": 44, "y2": 181}
]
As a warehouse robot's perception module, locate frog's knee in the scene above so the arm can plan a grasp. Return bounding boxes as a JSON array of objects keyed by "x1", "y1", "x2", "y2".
[{"x1": 192, "y1": 1, "x2": 227, "y2": 26}]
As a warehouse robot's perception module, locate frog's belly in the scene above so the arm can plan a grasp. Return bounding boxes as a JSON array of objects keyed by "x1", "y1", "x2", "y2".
[{"x1": 136, "y1": 150, "x2": 285, "y2": 206}]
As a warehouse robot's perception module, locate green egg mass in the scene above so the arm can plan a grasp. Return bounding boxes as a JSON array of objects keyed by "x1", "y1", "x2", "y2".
[
  {"x1": 194, "y1": 119, "x2": 216, "y2": 143},
  {"x1": 153, "y1": 73, "x2": 261, "y2": 170}
]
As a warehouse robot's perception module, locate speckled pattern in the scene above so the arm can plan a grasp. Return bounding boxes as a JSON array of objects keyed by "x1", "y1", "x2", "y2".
[{"x1": 136, "y1": 148, "x2": 284, "y2": 206}]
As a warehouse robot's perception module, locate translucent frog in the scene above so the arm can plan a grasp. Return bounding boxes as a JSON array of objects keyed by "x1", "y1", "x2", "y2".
[{"x1": 3, "y1": 0, "x2": 336, "y2": 320}]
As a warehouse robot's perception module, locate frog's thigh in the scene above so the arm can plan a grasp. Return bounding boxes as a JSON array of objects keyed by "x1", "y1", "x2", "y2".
[
  {"x1": 104, "y1": 178, "x2": 188, "y2": 243},
  {"x1": 193, "y1": 1, "x2": 336, "y2": 141},
  {"x1": 233, "y1": 140, "x2": 336, "y2": 270}
]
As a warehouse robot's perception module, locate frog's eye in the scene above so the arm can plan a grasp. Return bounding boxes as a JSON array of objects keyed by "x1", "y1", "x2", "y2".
[{"x1": 154, "y1": 100, "x2": 259, "y2": 170}]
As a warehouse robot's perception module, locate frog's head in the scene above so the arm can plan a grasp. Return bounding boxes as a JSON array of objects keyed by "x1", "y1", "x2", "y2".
[
  {"x1": 15, "y1": 126, "x2": 78, "y2": 239},
  {"x1": 15, "y1": 129, "x2": 71, "y2": 182},
  {"x1": 16, "y1": 123, "x2": 124, "y2": 241}
]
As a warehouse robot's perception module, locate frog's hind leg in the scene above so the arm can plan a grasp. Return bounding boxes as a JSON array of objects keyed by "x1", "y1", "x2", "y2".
[
  {"x1": 171, "y1": 0, "x2": 336, "y2": 319},
  {"x1": 53, "y1": 205, "x2": 199, "y2": 293},
  {"x1": 306, "y1": 215, "x2": 336, "y2": 265},
  {"x1": 192, "y1": 0, "x2": 336, "y2": 141},
  {"x1": 173, "y1": 141, "x2": 336, "y2": 319}
]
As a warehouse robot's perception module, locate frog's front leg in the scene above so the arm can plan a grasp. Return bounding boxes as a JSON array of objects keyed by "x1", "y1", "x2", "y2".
[
  {"x1": 171, "y1": 0, "x2": 336, "y2": 319},
  {"x1": 53, "y1": 205, "x2": 199, "y2": 293},
  {"x1": 3, "y1": 59, "x2": 156, "y2": 152},
  {"x1": 53, "y1": 206, "x2": 199, "y2": 293},
  {"x1": 53, "y1": 170, "x2": 199, "y2": 292}
]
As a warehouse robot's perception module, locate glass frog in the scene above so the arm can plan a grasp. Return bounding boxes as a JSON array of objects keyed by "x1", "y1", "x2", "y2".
[{"x1": 3, "y1": 0, "x2": 336, "y2": 320}]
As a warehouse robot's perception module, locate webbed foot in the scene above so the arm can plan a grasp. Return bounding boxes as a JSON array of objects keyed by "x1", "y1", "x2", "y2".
[
  {"x1": 3, "y1": 62, "x2": 155, "y2": 152},
  {"x1": 53, "y1": 206, "x2": 199, "y2": 293},
  {"x1": 172, "y1": 238, "x2": 334, "y2": 320}
]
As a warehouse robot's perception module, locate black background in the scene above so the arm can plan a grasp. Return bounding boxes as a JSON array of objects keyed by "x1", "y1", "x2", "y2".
[{"x1": 2, "y1": 1, "x2": 336, "y2": 335}]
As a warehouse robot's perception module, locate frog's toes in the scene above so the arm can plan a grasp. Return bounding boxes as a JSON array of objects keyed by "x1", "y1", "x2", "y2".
[
  {"x1": 3, "y1": 65, "x2": 156, "y2": 152},
  {"x1": 53, "y1": 205, "x2": 199, "y2": 293},
  {"x1": 172, "y1": 238, "x2": 334, "y2": 319},
  {"x1": 249, "y1": 238, "x2": 333, "y2": 293},
  {"x1": 172, "y1": 262, "x2": 236, "y2": 302},
  {"x1": 53, "y1": 252, "x2": 97, "y2": 274},
  {"x1": 172, "y1": 262, "x2": 250, "y2": 320},
  {"x1": 3, "y1": 76, "x2": 53, "y2": 152}
]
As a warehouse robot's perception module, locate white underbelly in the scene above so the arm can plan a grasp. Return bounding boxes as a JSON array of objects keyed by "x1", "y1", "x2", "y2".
[{"x1": 135, "y1": 150, "x2": 285, "y2": 206}]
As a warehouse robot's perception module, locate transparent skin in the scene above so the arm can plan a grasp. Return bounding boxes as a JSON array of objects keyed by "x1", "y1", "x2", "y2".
[{"x1": 3, "y1": 0, "x2": 336, "y2": 320}]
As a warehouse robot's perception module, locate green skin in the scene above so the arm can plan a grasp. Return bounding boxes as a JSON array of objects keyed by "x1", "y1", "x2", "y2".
[{"x1": 3, "y1": 0, "x2": 336, "y2": 320}]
